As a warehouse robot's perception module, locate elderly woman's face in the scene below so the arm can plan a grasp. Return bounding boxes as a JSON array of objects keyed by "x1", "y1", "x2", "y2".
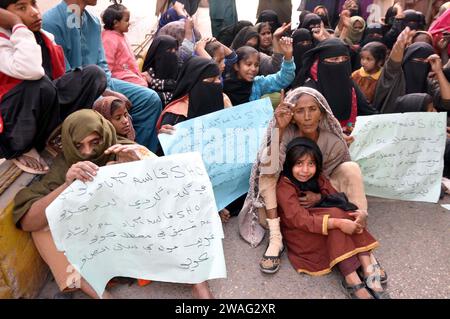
[
  {"x1": 292, "y1": 94, "x2": 322, "y2": 135},
  {"x1": 75, "y1": 132, "x2": 102, "y2": 156}
]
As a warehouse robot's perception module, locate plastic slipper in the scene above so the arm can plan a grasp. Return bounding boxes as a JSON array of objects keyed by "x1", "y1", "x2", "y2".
[{"x1": 11, "y1": 148, "x2": 49, "y2": 175}]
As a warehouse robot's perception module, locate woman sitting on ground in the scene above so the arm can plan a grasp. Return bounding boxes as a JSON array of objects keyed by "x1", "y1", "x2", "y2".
[
  {"x1": 156, "y1": 56, "x2": 232, "y2": 132},
  {"x1": 13, "y1": 109, "x2": 213, "y2": 299},
  {"x1": 238, "y1": 87, "x2": 386, "y2": 286},
  {"x1": 142, "y1": 35, "x2": 181, "y2": 106}
]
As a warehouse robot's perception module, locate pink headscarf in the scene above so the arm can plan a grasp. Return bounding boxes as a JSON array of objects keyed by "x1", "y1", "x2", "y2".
[
  {"x1": 93, "y1": 97, "x2": 136, "y2": 141},
  {"x1": 429, "y1": 8, "x2": 450, "y2": 56}
]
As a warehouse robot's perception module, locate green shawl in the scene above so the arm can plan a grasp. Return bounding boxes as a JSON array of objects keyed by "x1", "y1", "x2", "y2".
[{"x1": 13, "y1": 110, "x2": 132, "y2": 226}]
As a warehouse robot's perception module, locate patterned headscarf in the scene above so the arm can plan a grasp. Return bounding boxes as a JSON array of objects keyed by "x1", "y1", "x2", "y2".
[
  {"x1": 238, "y1": 87, "x2": 349, "y2": 247},
  {"x1": 93, "y1": 97, "x2": 136, "y2": 141}
]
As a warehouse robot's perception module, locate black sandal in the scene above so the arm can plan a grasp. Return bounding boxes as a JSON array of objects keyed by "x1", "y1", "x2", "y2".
[
  {"x1": 340, "y1": 280, "x2": 374, "y2": 299},
  {"x1": 259, "y1": 245, "x2": 285, "y2": 274},
  {"x1": 364, "y1": 276, "x2": 391, "y2": 299},
  {"x1": 357, "y1": 262, "x2": 388, "y2": 285}
]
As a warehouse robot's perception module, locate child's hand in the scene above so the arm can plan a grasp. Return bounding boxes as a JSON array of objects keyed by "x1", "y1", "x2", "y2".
[
  {"x1": 219, "y1": 40, "x2": 233, "y2": 56},
  {"x1": 298, "y1": 191, "x2": 322, "y2": 208},
  {"x1": 348, "y1": 209, "x2": 368, "y2": 230},
  {"x1": 279, "y1": 36, "x2": 293, "y2": 60},
  {"x1": 343, "y1": 134, "x2": 355, "y2": 146},
  {"x1": 195, "y1": 38, "x2": 210, "y2": 55},
  {"x1": 0, "y1": 8, "x2": 22, "y2": 30},
  {"x1": 337, "y1": 219, "x2": 360, "y2": 235},
  {"x1": 141, "y1": 71, "x2": 153, "y2": 85}
]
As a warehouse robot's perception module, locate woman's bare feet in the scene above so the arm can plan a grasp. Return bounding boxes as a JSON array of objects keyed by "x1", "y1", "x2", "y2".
[
  {"x1": 192, "y1": 281, "x2": 214, "y2": 299},
  {"x1": 219, "y1": 209, "x2": 230, "y2": 223}
]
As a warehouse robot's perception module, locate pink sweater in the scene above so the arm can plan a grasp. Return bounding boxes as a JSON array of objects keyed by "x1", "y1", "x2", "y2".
[{"x1": 101, "y1": 30, "x2": 147, "y2": 87}]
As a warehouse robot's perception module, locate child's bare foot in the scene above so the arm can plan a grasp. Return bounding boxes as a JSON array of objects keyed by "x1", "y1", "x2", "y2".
[
  {"x1": 192, "y1": 282, "x2": 214, "y2": 299},
  {"x1": 219, "y1": 209, "x2": 230, "y2": 223}
]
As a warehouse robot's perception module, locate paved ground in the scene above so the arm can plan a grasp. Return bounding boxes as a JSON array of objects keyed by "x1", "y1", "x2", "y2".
[{"x1": 37, "y1": 195, "x2": 450, "y2": 299}]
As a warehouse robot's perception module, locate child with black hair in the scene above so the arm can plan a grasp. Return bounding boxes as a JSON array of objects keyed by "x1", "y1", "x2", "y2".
[
  {"x1": 351, "y1": 41, "x2": 387, "y2": 104},
  {"x1": 0, "y1": 0, "x2": 106, "y2": 174},
  {"x1": 223, "y1": 37, "x2": 295, "y2": 106},
  {"x1": 195, "y1": 37, "x2": 237, "y2": 77},
  {"x1": 101, "y1": 0, "x2": 148, "y2": 87},
  {"x1": 93, "y1": 96, "x2": 136, "y2": 140},
  {"x1": 276, "y1": 136, "x2": 389, "y2": 299}
]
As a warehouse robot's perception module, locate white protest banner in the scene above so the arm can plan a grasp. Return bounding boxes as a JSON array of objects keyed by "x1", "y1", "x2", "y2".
[
  {"x1": 158, "y1": 98, "x2": 273, "y2": 210},
  {"x1": 349, "y1": 113, "x2": 446, "y2": 203},
  {"x1": 46, "y1": 152, "x2": 226, "y2": 298}
]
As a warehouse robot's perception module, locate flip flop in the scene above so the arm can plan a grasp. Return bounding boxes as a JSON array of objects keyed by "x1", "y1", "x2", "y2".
[{"x1": 11, "y1": 148, "x2": 49, "y2": 175}]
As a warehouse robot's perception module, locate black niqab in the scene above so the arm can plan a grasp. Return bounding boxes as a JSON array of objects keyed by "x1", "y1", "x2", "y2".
[
  {"x1": 143, "y1": 35, "x2": 179, "y2": 79},
  {"x1": 403, "y1": 42, "x2": 435, "y2": 94},
  {"x1": 292, "y1": 28, "x2": 314, "y2": 75},
  {"x1": 172, "y1": 56, "x2": 223, "y2": 119},
  {"x1": 294, "y1": 38, "x2": 353, "y2": 121}
]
